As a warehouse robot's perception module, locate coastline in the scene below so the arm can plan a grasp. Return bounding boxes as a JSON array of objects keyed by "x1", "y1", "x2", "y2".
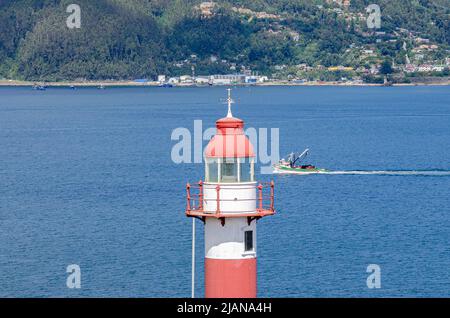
[{"x1": 0, "y1": 79, "x2": 449, "y2": 87}]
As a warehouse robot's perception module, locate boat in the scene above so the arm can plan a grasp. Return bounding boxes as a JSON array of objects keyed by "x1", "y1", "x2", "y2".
[
  {"x1": 273, "y1": 149, "x2": 328, "y2": 174},
  {"x1": 32, "y1": 83, "x2": 47, "y2": 91}
]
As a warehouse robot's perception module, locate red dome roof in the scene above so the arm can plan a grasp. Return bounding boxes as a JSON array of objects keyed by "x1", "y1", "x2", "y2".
[{"x1": 205, "y1": 116, "x2": 255, "y2": 158}]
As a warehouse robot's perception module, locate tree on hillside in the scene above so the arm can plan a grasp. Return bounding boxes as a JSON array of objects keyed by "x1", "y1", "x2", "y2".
[{"x1": 380, "y1": 59, "x2": 393, "y2": 75}]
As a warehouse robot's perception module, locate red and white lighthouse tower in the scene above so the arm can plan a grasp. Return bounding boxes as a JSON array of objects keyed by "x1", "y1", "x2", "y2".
[{"x1": 186, "y1": 89, "x2": 275, "y2": 298}]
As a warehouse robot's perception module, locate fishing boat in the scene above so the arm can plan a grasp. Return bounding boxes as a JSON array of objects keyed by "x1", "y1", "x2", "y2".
[{"x1": 273, "y1": 149, "x2": 328, "y2": 174}]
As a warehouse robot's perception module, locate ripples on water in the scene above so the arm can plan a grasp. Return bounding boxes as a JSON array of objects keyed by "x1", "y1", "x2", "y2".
[
  {"x1": 274, "y1": 170, "x2": 450, "y2": 176},
  {"x1": 0, "y1": 86, "x2": 449, "y2": 297}
]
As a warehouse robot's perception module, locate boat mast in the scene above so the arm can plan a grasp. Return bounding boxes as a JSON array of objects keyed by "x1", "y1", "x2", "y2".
[{"x1": 292, "y1": 149, "x2": 309, "y2": 166}]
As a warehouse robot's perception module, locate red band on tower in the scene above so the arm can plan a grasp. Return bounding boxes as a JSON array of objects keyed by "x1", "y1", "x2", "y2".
[{"x1": 205, "y1": 258, "x2": 257, "y2": 298}]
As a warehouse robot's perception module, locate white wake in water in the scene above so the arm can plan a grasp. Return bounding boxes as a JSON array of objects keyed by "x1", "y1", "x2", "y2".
[{"x1": 319, "y1": 170, "x2": 450, "y2": 176}]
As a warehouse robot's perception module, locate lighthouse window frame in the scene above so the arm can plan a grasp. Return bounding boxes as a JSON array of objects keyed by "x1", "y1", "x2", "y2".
[
  {"x1": 238, "y1": 158, "x2": 254, "y2": 182},
  {"x1": 205, "y1": 158, "x2": 255, "y2": 183},
  {"x1": 220, "y1": 158, "x2": 238, "y2": 183},
  {"x1": 244, "y1": 230, "x2": 254, "y2": 252},
  {"x1": 205, "y1": 159, "x2": 219, "y2": 183}
]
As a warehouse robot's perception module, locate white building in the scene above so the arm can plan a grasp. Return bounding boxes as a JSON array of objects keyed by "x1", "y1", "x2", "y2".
[
  {"x1": 432, "y1": 65, "x2": 445, "y2": 72},
  {"x1": 180, "y1": 75, "x2": 194, "y2": 83},
  {"x1": 244, "y1": 75, "x2": 268, "y2": 84},
  {"x1": 195, "y1": 77, "x2": 210, "y2": 85},
  {"x1": 168, "y1": 77, "x2": 180, "y2": 84},
  {"x1": 211, "y1": 74, "x2": 246, "y2": 85},
  {"x1": 418, "y1": 64, "x2": 432, "y2": 72}
]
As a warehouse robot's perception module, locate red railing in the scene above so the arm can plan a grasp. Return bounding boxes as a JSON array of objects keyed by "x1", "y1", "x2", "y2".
[
  {"x1": 186, "y1": 180, "x2": 275, "y2": 217},
  {"x1": 186, "y1": 181, "x2": 204, "y2": 212}
]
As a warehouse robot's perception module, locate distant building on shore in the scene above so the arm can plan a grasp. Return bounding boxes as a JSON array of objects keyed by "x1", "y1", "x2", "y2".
[
  {"x1": 158, "y1": 75, "x2": 166, "y2": 83},
  {"x1": 327, "y1": 66, "x2": 354, "y2": 72},
  {"x1": 160, "y1": 73, "x2": 268, "y2": 86},
  {"x1": 211, "y1": 74, "x2": 246, "y2": 85},
  {"x1": 195, "y1": 77, "x2": 210, "y2": 85}
]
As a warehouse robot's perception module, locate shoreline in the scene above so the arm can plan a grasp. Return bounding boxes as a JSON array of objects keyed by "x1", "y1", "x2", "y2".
[{"x1": 0, "y1": 79, "x2": 449, "y2": 87}]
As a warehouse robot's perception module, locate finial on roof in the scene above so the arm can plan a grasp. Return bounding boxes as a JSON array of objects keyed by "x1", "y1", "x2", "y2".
[{"x1": 226, "y1": 88, "x2": 234, "y2": 118}]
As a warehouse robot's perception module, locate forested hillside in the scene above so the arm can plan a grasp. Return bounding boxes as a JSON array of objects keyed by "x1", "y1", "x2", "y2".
[{"x1": 0, "y1": 0, "x2": 448, "y2": 81}]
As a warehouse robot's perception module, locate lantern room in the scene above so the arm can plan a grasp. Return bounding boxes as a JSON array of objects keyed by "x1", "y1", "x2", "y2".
[
  {"x1": 185, "y1": 89, "x2": 275, "y2": 221},
  {"x1": 204, "y1": 116, "x2": 255, "y2": 183}
]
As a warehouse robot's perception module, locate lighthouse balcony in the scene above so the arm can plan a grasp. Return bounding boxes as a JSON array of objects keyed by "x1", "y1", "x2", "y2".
[{"x1": 185, "y1": 181, "x2": 275, "y2": 220}]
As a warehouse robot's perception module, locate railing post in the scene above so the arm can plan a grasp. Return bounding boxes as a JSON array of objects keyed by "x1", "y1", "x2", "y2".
[
  {"x1": 258, "y1": 183, "x2": 263, "y2": 210},
  {"x1": 198, "y1": 180, "x2": 203, "y2": 211},
  {"x1": 186, "y1": 183, "x2": 191, "y2": 212},
  {"x1": 216, "y1": 185, "x2": 220, "y2": 215},
  {"x1": 270, "y1": 180, "x2": 274, "y2": 212}
]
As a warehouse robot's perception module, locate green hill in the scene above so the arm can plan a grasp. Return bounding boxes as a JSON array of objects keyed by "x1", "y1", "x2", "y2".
[{"x1": 0, "y1": 0, "x2": 448, "y2": 81}]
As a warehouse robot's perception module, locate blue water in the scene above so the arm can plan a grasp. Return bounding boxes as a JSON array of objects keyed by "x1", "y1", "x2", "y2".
[{"x1": 0, "y1": 86, "x2": 449, "y2": 297}]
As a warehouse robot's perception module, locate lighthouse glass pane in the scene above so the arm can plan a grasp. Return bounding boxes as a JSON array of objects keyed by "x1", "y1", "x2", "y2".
[
  {"x1": 239, "y1": 159, "x2": 253, "y2": 182},
  {"x1": 206, "y1": 160, "x2": 218, "y2": 182},
  {"x1": 220, "y1": 159, "x2": 238, "y2": 183}
]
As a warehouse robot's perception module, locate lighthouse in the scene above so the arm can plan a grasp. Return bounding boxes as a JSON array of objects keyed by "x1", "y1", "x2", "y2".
[{"x1": 186, "y1": 89, "x2": 275, "y2": 298}]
